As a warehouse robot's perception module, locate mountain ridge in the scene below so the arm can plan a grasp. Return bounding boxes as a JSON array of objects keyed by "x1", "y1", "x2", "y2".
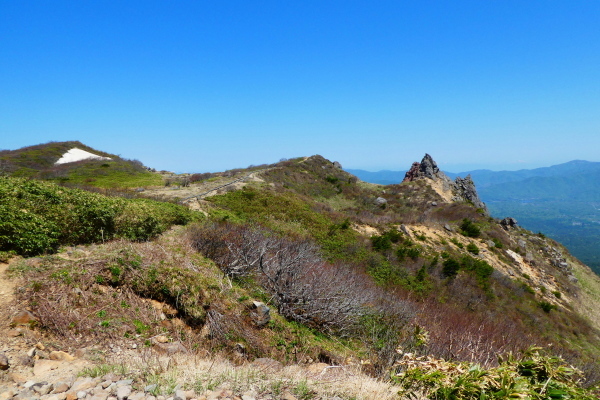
[{"x1": 1, "y1": 142, "x2": 600, "y2": 398}]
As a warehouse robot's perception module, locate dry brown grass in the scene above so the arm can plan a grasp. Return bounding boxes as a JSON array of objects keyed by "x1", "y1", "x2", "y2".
[{"x1": 108, "y1": 350, "x2": 403, "y2": 400}]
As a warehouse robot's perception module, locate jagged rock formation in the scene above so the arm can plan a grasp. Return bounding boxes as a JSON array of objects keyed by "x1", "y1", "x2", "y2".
[
  {"x1": 453, "y1": 175, "x2": 487, "y2": 211},
  {"x1": 403, "y1": 154, "x2": 488, "y2": 213}
]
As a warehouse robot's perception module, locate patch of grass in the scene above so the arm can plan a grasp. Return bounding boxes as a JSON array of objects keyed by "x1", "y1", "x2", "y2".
[{"x1": 79, "y1": 363, "x2": 127, "y2": 378}]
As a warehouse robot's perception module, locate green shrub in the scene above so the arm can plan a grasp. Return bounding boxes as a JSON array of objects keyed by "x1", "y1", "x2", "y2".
[
  {"x1": 460, "y1": 255, "x2": 494, "y2": 287},
  {"x1": 0, "y1": 176, "x2": 195, "y2": 256},
  {"x1": 492, "y1": 238, "x2": 504, "y2": 249},
  {"x1": 371, "y1": 235, "x2": 392, "y2": 251},
  {"x1": 460, "y1": 218, "x2": 481, "y2": 238},
  {"x1": 466, "y1": 242, "x2": 479, "y2": 255},
  {"x1": 442, "y1": 258, "x2": 460, "y2": 278},
  {"x1": 538, "y1": 301, "x2": 556, "y2": 313},
  {"x1": 450, "y1": 237, "x2": 464, "y2": 248}
]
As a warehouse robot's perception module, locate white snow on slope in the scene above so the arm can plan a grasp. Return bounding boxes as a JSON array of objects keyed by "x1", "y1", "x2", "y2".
[{"x1": 55, "y1": 148, "x2": 112, "y2": 165}]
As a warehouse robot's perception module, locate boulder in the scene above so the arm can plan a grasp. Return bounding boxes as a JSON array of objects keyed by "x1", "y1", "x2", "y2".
[
  {"x1": 374, "y1": 197, "x2": 387, "y2": 206},
  {"x1": 50, "y1": 351, "x2": 76, "y2": 362},
  {"x1": 11, "y1": 310, "x2": 37, "y2": 326},
  {"x1": 250, "y1": 301, "x2": 270, "y2": 327},
  {"x1": 152, "y1": 341, "x2": 187, "y2": 355},
  {"x1": 0, "y1": 352, "x2": 9, "y2": 370},
  {"x1": 500, "y1": 217, "x2": 518, "y2": 229},
  {"x1": 452, "y1": 175, "x2": 487, "y2": 212}
]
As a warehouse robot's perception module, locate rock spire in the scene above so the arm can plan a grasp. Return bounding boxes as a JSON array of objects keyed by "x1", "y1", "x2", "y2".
[{"x1": 403, "y1": 154, "x2": 488, "y2": 213}]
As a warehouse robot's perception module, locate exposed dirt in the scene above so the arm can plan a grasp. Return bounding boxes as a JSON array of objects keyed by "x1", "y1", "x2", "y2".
[{"x1": 0, "y1": 262, "x2": 15, "y2": 308}]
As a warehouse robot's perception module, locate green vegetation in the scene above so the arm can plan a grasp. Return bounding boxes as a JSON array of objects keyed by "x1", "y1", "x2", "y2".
[
  {"x1": 4, "y1": 149, "x2": 600, "y2": 394},
  {"x1": 0, "y1": 176, "x2": 195, "y2": 255},
  {"x1": 460, "y1": 218, "x2": 481, "y2": 237},
  {"x1": 466, "y1": 242, "x2": 479, "y2": 254},
  {"x1": 396, "y1": 347, "x2": 599, "y2": 400},
  {"x1": 0, "y1": 140, "x2": 162, "y2": 188}
]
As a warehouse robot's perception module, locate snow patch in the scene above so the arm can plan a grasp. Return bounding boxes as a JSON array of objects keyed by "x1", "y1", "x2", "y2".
[{"x1": 55, "y1": 148, "x2": 112, "y2": 165}]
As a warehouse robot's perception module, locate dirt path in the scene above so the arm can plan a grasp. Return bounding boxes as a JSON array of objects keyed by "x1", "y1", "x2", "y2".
[{"x1": 0, "y1": 262, "x2": 15, "y2": 309}]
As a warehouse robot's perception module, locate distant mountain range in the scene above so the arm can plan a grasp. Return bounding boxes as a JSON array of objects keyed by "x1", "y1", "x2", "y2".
[{"x1": 347, "y1": 160, "x2": 600, "y2": 272}]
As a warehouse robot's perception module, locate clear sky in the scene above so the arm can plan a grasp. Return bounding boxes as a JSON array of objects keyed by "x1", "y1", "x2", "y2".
[{"x1": 1, "y1": 1, "x2": 599, "y2": 173}]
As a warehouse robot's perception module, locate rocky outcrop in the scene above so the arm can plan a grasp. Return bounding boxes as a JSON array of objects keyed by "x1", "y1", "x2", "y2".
[
  {"x1": 403, "y1": 154, "x2": 488, "y2": 213},
  {"x1": 500, "y1": 217, "x2": 518, "y2": 229},
  {"x1": 452, "y1": 175, "x2": 487, "y2": 211},
  {"x1": 403, "y1": 154, "x2": 447, "y2": 182}
]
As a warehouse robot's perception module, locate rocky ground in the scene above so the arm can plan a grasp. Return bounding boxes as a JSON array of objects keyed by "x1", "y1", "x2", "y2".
[{"x1": 0, "y1": 261, "x2": 401, "y2": 400}]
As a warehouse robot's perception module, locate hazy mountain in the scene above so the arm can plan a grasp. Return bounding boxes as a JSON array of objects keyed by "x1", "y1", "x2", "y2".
[{"x1": 344, "y1": 168, "x2": 407, "y2": 185}]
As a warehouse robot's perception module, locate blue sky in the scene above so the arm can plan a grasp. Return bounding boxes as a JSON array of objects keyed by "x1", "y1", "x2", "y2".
[{"x1": 1, "y1": 1, "x2": 599, "y2": 173}]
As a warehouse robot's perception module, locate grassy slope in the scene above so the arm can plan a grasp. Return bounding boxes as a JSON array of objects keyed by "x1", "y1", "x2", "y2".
[{"x1": 0, "y1": 141, "x2": 163, "y2": 188}]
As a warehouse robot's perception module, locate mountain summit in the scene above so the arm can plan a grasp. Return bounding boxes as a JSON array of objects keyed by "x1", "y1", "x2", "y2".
[{"x1": 403, "y1": 153, "x2": 487, "y2": 212}]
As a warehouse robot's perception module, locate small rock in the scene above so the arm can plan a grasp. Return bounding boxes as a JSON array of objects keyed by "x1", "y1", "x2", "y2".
[
  {"x1": 153, "y1": 336, "x2": 169, "y2": 344},
  {"x1": 77, "y1": 391, "x2": 87, "y2": 399},
  {"x1": 8, "y1": 372, "x2": 28, "y2": 384},
  {"x1": 27, "y1": 348, "x2": 37, "y2": 357},
  {"x1": 115, "y1": 380, "x2": 133, "y2": 387},
  {"x1": 7, "y1": 329, "x2": 23, "y2": 337},
  {"x1": 116, "y1": 386, "x2": 131, "y2": 400},
  {"x1": 280, "y1": 391, "x2": 297, "y2": 400},
  {"x1": 174, "y1": 390, "x2": 186, "y2": 400},
  {"x1": 34, "y1": 384, "x2": 53, "y2": 396},
  {"x1": 101, "y1": 373, "x2": 120, "y2": 383},
  {"x1": 88, "y1": 393, "x2": 110, "y2": 400},
  {"x1": 13, "y1": 389, "x2": 36, "y2": 400},
  {"x1": 443, "y1": 224, "x2": 453, "y2": 232},
  {"x1": 152, "y1": 342, "x2": 187, "y2": 355},
  {"x1": 35, "y1": 343, "x2": 46, "y2": 351},
  {"x1": 44, "y1": 394, "x2": 67, "y2": 400},
  {"x1": 18, "y1": 355, "x2": 35, "y2": 367},
  {"x1": 49, "y1": 351, "x2": 75, "y2": 362},
  {"x1": 144, "y1": 385, "x2": 157, "y2": 393},
  {"x1": 128, "y1": 393, "x2": 144, "y2": 400},
  {"x1": 70, "y1": 377, "x2": 97, "y2": 393},
  {"x1": 374, "y1": 197, "x2": 387, "y2": 206},
  {"x1": 430, "y1": 201, "x2": 438, "y2": 206},
  {"x1": 52, "y1": 383, "x2": 71, "y2": 394},
  {"x1": 0, "y1": 352, "x2": 9, "y2": 370},
  {"x1": 11, "y1": 310, "x2": 37, "y2": 326}
]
